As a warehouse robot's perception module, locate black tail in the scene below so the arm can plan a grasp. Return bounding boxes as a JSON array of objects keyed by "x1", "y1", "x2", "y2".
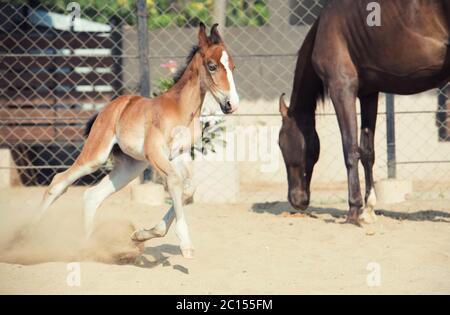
[{"x1": 84, "y1": 113, "x2": 99, "y2": 137}]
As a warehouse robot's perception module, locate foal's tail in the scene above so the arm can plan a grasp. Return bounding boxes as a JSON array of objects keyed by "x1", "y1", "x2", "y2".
[{"x1": 84, "y1": 113, "x2": 99, "y2": 137}]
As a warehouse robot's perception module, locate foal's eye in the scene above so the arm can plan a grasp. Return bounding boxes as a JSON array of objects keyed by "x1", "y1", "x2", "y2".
[{"x1": 207, "y1": 63, "x2": 217, "y2": 72}]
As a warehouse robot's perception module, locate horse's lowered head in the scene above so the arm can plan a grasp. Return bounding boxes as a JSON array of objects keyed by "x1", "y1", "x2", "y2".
[
  {"x1": 278, "y1": 94, "x2": 320, "y2": 211},
  {"x1": 197, "y1": 22, "x2": 239, "y2": 114}
]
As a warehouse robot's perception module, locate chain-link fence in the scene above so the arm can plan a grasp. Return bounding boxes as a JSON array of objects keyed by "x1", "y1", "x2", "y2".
[
  {"x1": 1, "y1": 0, "x2": 449, "y2": 204},
  {"x1": 0, "y1": 1, "x2": 137, "y2": 185}
]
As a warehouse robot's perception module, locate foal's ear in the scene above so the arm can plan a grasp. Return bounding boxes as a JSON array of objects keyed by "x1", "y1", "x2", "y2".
[
  {"x1": 198, "y1": 22, "x2": 209, "y2": 53},
  {"x1": 279, "y1": 93, "x2": 289, "y2": 117},
  {"x1": 210, "y1": 23, "x2": 223, "y2": 44}
]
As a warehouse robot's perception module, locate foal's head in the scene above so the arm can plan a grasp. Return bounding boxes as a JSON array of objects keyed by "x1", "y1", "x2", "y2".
[{"x1": 197, "y1": 23, "x2": 239, "y2": 114}]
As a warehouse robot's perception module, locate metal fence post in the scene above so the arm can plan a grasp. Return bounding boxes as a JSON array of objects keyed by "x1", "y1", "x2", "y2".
[
  {"x1": 110, "y1": 16, "x2": 123, "y2": 96},
  {"x1": 386, "y1": 93, "x2": 397, "y2": 179},
  {"x1": 137, "y1": 0, "x2": 150, "y2": 97},
  {"x1": 213, "y1": 0, "x2": 226, "y2": 31},
  {"x1": 437, "y1": 87, "x2": 449, "y2": 141},
  {"x1": 136, "y1": 0, "x2": 151, "y2": 182}
]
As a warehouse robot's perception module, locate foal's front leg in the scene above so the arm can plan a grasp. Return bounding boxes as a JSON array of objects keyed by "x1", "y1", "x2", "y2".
[
  {"x1": 165, "y1": 168, "x2": 194, "y2": 258},
  {"x1": 138, "y1": 140, "x2": 194, "y2": 258},
  {"x1": 131, "y1": 155, "x2": 193, "y2": 241},
  {"x1": 131, "y1": 206, "x2": 175, "y2": 241}
]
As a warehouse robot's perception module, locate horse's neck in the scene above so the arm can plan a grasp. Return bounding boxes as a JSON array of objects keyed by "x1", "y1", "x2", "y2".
[
  {"x1": 177, "y1": 80, "x2": 204, "y2": 119},
  {"x1": 168, "y1": 56, "x2": 206, "y2": 122},
  {"x1": 293, "y1": 109, "x2": 316, "y2": 132},
  {"x1": 291, "y1": 86, "x2": 318, "y2": 130}
]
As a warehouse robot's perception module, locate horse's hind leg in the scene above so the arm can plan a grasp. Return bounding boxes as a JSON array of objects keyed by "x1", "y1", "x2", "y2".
[
  {"x1": 36, "y1": 131, "x2": 116, "y2": 225},
  {"x1": 83, "y1": 150, "x2": 147, "y2": 238},
  {"x1": 359, "y1": 93, "x2": 379, "y2": 224},
  {"x1": 37, "y1": 165, "x2": 98, "y2": 224}
]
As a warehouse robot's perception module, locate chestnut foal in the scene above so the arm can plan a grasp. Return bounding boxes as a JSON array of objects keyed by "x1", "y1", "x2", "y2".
[{"x1": 37, "y1": 23, "x2": 239, "y2": 258}]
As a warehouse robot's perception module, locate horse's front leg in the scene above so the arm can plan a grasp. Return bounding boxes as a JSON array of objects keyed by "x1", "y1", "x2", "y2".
[
  {"x1": 171, "y1": 153, "x2": 196, "y2": 204},
  {"x1": 131, "y1": 154, "x2": 193, "y2": 242},
  {"x1": 145, "y1": 139, "x2": 194, "y2": 258},
  {"x1": 131, "y1": 206, "x2": 175, "y2": 241},
  {"x1": 329, "y1": 77, "x2": 363, "y2": 225}
]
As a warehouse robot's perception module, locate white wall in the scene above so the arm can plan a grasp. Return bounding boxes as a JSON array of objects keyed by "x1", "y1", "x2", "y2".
[{"x1": 233, "y1": 91, "x2": 450, "y2": 189}]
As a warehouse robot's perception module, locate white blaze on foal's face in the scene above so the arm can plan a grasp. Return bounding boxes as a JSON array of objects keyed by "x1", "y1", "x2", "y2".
[
  {"x1": 220, "y1": 50, "x2": 239, "y2": 112},
  {"x1": 198, "y1": 23, "x2": 239, "y2": 114}
]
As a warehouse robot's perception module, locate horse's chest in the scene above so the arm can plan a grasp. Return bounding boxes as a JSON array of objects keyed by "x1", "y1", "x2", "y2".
[{"x1": 168, "y1": 120, "x2": 201, "y2": 160}]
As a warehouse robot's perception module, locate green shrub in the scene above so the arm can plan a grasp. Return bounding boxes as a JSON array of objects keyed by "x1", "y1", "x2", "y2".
[{"x1": 8, "y1": 0, "x2": 269, "y2": 29}]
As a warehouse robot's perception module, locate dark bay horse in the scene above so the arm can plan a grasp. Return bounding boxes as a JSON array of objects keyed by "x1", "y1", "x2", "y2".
[{"x1": 279, "y1": 0, "x2": 450, "y2": 225}]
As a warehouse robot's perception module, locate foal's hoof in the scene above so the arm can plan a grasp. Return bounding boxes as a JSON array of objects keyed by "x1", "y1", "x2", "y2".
[
  {"x1": 131, "y1": 226, "x2": 166, "y2": 242},
  {"x1": 130, "y1": 229, "x2": 145, "y2": 242},
  {"x1": 130, "y1": 228, "x2": 152, "y2": 242},
  {"x1": 183, "y1": 195, "x2": 194, "y2": 205},
  {"x1": 182, "y1": 185, "x2": 195, "y2": 205},
  {"x1": 181, "y1": 247, "x2": 195, "y2": 259}
]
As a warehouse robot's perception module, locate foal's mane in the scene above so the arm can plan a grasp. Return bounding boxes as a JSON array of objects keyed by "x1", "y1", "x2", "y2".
[{"x1": 173, "y1": 45, "x2": 200, "y2": 84}]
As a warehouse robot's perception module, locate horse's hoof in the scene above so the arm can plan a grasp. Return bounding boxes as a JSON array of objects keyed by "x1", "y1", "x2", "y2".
[
  {"x1": 360, "y1": 209, "x2": 378, "y2": 224},
  {"x1": 181, "y1": 247, "x2": 194, "y2": 259},
  {"x1": 183, "y1": 195, "x2": 194, "y2": 205},
  {"x1": 130, "y1": 228, "x2": 150, "y2": 242},
  {"x1": 130, "y1": 226, "x2": 166, "y2": 242},
  {"x1": 345, "y1": 217, "x2": 362, "y2": 227}
]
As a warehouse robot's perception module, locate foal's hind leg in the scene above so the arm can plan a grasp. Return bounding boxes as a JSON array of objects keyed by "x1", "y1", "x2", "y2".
[
  {"x1": 359, "y1": 93, "x2": 379, "y2": 224},
  {"x1": 83, "y1": 150, "x2": 147, "y2": 238},
  {"x1": 36, "y1": 133, "x2": 116, "y2": 225}
]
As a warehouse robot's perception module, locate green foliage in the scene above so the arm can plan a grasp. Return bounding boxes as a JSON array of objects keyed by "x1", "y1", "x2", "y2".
[
  {"x1": 152, "y1": 76, "x2": 175, "y2": 97},
  {"x1": 226, "y1": 0, "x2": 269, "y2": 27},
  {"x1": 182, "y1": 1, "x2": 211, "y2": 26},
  {"x1": 191, "y1": 118, "x2": 227, "y2": 160},
  {"x1": 8, "y1": 0, "x2": 269, "y2": 29}
]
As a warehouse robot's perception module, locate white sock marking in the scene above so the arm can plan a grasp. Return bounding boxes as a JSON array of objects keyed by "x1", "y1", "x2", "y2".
[{"x1": 367, "y1": 188, "x2": 377, "y2": 209}]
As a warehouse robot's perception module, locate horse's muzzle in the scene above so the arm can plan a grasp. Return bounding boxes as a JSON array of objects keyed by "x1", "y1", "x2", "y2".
[{"x1": 289, "y1": 189, "x2": 310, "y2": 211}]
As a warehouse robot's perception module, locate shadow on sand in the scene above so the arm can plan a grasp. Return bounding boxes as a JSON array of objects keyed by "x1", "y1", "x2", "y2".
[
  {"x1": 251, "y1": 201, "x2": 450, "y2": 223},
  {"x1": 132, "y1": 244, "x2": 189, "y2": 274}
]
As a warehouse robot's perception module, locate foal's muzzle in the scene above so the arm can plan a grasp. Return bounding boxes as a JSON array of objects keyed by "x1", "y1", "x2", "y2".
[
  {"x1": 220, "y1": 100, "x2": 233, "y2": 114},
  {"x1": 219, "y1": 97, "x2": 237, "y2": 114}
]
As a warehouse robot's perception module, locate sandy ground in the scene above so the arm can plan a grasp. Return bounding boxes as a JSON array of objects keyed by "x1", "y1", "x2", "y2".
[{"x1": 0, "y1": 186, "x2": 449, "y2": 294}]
